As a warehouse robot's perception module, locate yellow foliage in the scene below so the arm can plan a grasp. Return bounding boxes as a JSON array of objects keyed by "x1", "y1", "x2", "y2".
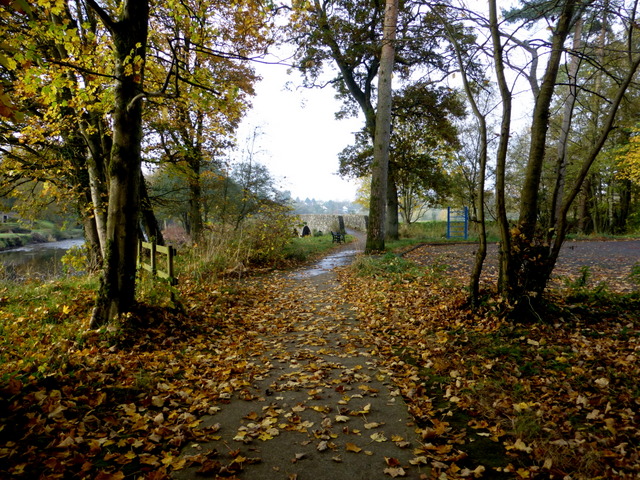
[{"x1": 617, "y1": 130, "x2": 640, "y2": 184}]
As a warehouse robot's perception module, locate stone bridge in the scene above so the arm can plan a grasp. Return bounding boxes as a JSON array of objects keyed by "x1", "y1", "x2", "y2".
[{"x1": 296, "y1": 214, "x2": 368, "y2": 235}]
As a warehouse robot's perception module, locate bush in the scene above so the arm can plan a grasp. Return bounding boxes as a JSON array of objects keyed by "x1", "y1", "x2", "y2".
[{"x1": 179, "y1": 203, "x2": 295, "y2": 279}]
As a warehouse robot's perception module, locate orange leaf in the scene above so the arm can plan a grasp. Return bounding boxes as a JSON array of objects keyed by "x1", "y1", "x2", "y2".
[{"x1": 345, "y1": 442, "x2": 362, "y2": 453}]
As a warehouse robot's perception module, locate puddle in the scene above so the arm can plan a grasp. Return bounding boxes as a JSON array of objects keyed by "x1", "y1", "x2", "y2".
[
  {"x1": 290, "y1": 230, "x2": 365, "y2": 279},
  {"x1": 291, "y1": 248, "x2": 361, "y2": 278}
]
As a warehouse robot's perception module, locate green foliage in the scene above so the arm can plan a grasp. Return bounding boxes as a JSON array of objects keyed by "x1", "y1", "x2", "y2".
[
  {"x1": 630, "y1": 262, "x2": 640, "y2": 288},
  {"x1": 565, "y1": 265, "x2": 591, "y2": 289},
  {"x1": 282, "y1": 234, "x2": 344, "y2": 262},
  {"x1": 60, "y1": 244, "x2": 90, "y2": 274},
  {"x1": 240, "y1": 203, "x2": 296, "y2": 266}
]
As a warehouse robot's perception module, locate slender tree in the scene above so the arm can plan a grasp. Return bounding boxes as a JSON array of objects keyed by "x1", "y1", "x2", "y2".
[{"x1": 366, "y1": 0, "x2": 398, "y2": 252}]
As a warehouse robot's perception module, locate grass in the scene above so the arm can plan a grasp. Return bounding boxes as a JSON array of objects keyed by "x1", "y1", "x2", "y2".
[
  {"x1": 384, "y1": 221, "x2": 503, "y2": 252},
  {"x1": 0, "y1": 274, "x2": 99, "y2": 378},
  {"x1": 385, "y1": 221, "x2": 640, "y2": 253},
  {"x1": 282, "y1": 233, "x2": 351, "y2": 263},
  {"x1": 351, "y1": 251, "x2": 423, "y2": 282}
]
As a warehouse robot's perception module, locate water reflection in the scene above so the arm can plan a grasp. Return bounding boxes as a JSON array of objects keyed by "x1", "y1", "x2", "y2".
[
  {"x1": 291, "y1": 231, "x2": 365, "y2": 278},
  {"x1": 0, "y1": 238, "x2": 84, "y2": 280},
  {"x1": 291, "y1": 248, "x2": 360, "y2": 278}
]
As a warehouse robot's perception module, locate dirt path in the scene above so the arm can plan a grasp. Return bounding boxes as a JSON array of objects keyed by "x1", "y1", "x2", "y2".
[{"x1": 174, "y1": 233, "x2": 429, "y2": 479}]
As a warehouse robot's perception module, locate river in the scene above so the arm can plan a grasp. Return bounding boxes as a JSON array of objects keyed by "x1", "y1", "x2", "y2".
[{"x1": 0, "y1": 238, "x2": 85, "y2": 280}]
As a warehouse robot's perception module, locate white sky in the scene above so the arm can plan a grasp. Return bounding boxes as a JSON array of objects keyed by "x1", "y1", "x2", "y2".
[
  {"x1": 234, "y1": 1, "x2": 535, "y2": 203},
  {"x1": 236, "y1": 62, "x2": 364, "y2": 202}
]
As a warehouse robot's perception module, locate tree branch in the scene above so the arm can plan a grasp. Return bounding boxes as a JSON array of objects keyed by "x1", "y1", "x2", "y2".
[{"x1": 83, "y1": 0, "x2": 117, "y2": 33}]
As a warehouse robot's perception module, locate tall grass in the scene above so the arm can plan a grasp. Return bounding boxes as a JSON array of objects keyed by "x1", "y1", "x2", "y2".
[{"x1": 176, "y1": 207, "x2": 347, "y2": 280}]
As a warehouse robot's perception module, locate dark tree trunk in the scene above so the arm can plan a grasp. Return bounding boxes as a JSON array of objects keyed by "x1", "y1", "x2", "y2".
[
  {"x1": 188, "y1": 165, "x2": 203, "y2": 242},
  {"x1": 140, "y1": 176, "x2": 164, "y2": 245},
  {"x1": 616, "y1": 179, "x2": 632, "y2": 233},
  {"x1": 577, "y1": 177, "x2": 593, "y2": 234},
  {"x1": 503, "y1": 1, "x2": 577, "y2": 303},
  {"x1": 489, "y1": 0, "x2": 514, "y2": 296},
  {"x1": 89, "y1": 0, "x2": 149, "y2": 328},
  {"x1": 549, "y1": 17, "x2": 583, "y2": 234},
  {"x1": 386, "y1": 165, "x2": 399, "y2": 241}
]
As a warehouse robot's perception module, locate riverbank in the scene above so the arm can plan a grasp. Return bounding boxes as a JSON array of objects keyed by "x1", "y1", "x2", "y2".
[{"x1": 0, "y1": 221, "x2": 83, "y2": 251}]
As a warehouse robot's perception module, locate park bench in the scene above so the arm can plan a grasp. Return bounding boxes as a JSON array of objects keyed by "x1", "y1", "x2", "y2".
[{"x1": 331, "y1": 231, "x2": 346, "y2": 244}]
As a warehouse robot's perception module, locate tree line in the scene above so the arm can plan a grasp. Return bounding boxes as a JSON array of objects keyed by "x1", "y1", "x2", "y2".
[{"x1": 1, "y1": 0, "x2": 639, "y2": 325}]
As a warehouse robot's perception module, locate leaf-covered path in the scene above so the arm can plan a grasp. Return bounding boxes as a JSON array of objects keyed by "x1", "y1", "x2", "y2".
[{"x1": 174, "y1": 234, "x2": 429, "y2": 479}]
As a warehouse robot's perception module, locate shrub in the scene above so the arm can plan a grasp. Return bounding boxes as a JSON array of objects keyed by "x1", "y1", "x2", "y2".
[{"x1": 178, "y1": 203, "x2": 295, "y2": 279}]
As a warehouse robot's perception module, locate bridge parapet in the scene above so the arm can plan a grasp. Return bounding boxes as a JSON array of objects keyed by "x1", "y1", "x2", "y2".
[{"x1": 296, "y1": 214, "x2": 368, "y2": 235}]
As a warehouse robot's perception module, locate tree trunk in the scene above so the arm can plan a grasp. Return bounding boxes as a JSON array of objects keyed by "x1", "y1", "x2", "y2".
[
  {"x1": 577, "y1": 177, "x2": 593, "y2": 234},
  {"x1": 188, "y1": 166, "x2": 204, "y2": 242},
  {"x1": 488, "y1": 0, "x2": 513, "y2": 296},
  {"x1": 549, "y1": 16, "x2": 583, "y2": 234},
  {"x1": 616, "y1": 179, "x2": 632, "y2": 233},
  {"x1": 82, "y1": 114, "x2": 110, "y2": 256},
  {"x1": 140, "y1": 175, "x2": 164, "y2": 245},
  {"x1": 518, "y1": 2, "x2": 576, "y2": 240},
  {"x1": 366, "y1": 0, "x2": 398, "y2": 253},
  {"x1": 89, "y1": 0, "x2": 149, "y2": 328},
  {"x1": 503, "y1": 1, "x2": 577, "y2": 304},
  {"x1": 386, "y1": 165, "x2": 399, "y2": 241},
  {"x1": 444, "y1": 12, "x2": 488, "y2": 306}
]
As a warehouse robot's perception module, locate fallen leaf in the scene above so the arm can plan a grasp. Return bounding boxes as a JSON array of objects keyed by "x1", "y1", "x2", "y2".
[
  {"x1": 364, "y1": 422, "x2": 382, "y2": 429},
  {"x1": 384, "y1": 466, "x2": 407, "y2": 477},
  {"x1": 345, "y1": 442, "x2": 362, "y2": 453}
]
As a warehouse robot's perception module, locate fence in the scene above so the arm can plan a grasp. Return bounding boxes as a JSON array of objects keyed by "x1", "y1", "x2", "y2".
[
  {"x1": 446, "y1": 207, "x2": 469, "y2": 240},
  {"x1": 138, "y1": 239, "x2": 177, "y2": 285}
]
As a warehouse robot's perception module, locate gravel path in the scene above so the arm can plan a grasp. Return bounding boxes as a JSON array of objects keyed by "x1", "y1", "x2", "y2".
[{"x1": 403, "y1": 239, "x2": 640, "y2": 292}]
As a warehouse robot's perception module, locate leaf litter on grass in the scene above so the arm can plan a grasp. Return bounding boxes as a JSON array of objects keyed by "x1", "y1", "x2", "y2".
[
  {"x1": 0, "y1": 270, "x2": 430, "y2": 479},
  {"x1": 339, "y1": 246, "x2": 640, "y2": 479}
]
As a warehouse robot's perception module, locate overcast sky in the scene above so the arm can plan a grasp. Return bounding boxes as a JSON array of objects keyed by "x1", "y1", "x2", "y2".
[{"x1": 235, "y1": 61, "x2": 364, "y2": 202}]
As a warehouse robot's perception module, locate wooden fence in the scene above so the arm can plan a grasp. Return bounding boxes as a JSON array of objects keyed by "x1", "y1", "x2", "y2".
[{"x1": 138, "y1": 239, "x2": 177, "y2": 285}]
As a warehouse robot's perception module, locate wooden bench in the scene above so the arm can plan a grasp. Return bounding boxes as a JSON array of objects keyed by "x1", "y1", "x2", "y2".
[{"x1": 331, "y1": 231, "x2": 346, "y2": 244}]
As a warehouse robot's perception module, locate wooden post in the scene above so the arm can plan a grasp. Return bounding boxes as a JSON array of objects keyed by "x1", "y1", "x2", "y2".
[
  {"x1": 168, "y1": 246, "x2": 176, "y2": 285},
  {"x1": 150, "y1": 239, "x2": 157, "y2": 275}
]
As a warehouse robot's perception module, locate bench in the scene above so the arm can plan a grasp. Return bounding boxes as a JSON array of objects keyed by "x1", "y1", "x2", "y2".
[{"x1": 331, "y1": 231, "x2": 346, "y2": 244}]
